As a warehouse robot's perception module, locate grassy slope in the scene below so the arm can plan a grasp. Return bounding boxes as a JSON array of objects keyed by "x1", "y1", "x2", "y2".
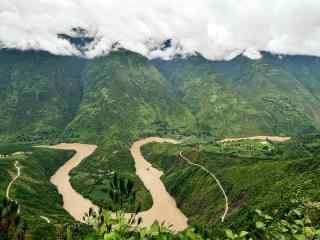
[
  {"x1": 141, "y1": 134, "x2": 320, "y2": 231},
  {"x1": 0, "y1": 144, "x2": 75, "y2": 239}
]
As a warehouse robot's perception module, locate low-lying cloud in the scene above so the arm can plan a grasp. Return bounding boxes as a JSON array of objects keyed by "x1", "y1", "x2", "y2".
[{"x1": 1, "y1": 0, "x2": 320, "y2": 60}]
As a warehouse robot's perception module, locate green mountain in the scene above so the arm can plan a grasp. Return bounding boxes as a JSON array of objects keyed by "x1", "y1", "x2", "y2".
[
  {"x1": 152, "y1": 53, "x2": 320, "y2": 137},
  {"x1": 0, "y1": 50, "x2": 85, "y2": 142},
  {"x1": 66, "y1": 50, "x2": 195, "y2": 142},
  {"x1": 66, "y1": 51, "x2": 195, "y2": 210},
  {"x1": 1, "y1": 50, "x2": 320, "y2": 142},
  {"x1": 1, "y1": 49, "x2": 320, "y2": 239}
]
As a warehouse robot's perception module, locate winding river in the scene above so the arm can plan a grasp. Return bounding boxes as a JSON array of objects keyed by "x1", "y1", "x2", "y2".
[
  {"x1": 47, "y1": 144, "x2": 99, "y2": 221},
  {"x1": 218, "y1": 136, "x2": 291, "y2": 143},
  {"x1": 43, "y1": 135, "x2": 290, "y2": 231},
  {"x1": 44, "y1": 138, "x2": 188, "y2": 231}
]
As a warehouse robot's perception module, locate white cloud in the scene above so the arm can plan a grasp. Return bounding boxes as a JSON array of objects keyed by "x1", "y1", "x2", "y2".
[{"x1": 0, "y1": 0, "x2": 320, "y2": 60}]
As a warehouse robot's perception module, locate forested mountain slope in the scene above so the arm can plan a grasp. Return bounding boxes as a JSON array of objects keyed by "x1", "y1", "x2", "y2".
[
  {"x1": 1, "y1": 50, "x2": 320, "y2": 142},
  {"x1": 65, "y1": 50, "x2": 195, "y2": 143},
  {"x1": 152, "y1": 53, "x2": 320, "y2": 137},
  {"x1": 141, "y1": 133, "x2": 320, "y2": 232},
  {"x1": 0, "y1": 50, "x2": 85, "y2": 142},
  {"x1": 1, "y1": 49, "x2": 320, "y2": 239},
  {"x1": 64, "y1": 51, "x2": 195, "y2": 210}
]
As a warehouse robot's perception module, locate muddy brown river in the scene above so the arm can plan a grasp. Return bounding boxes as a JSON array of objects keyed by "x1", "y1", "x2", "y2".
[{"x1": 45, "y1": 137, "x2": 188, "y2": 231}]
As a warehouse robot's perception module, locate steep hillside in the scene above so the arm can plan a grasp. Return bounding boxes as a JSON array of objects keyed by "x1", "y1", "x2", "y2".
[
  {"x1": 0, "y1": 49, "x2": 196, "y2": 213},
  {"x1": 66, "y1": 50, "x2": 195, "y2": 142},
  {"x1": 141, "y1": 133, "x2": 320, "y2": 231},
  {"x1": 0, "y1": 144, "x2": 75, "y2": 239},
  {"x1": 1, "y1": 49, "x2": 320, "y2": 231},
  {"x1": 66, "y1": 51, "x2": 195, "y2": 210},
  {"x1": 0, "y1": 49, "x2": 85, "y2": 142},
  {"x1": 153, "y1": 53, "x2": 320, "y2": 137},
  {"x1": 1, "y1": 49, "x2": 320, "y2": 142}
]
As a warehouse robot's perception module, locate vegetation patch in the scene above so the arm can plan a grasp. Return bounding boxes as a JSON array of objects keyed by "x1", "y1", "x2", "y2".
[
  {"x1": 141, "y1": 134, "x2": 320, "y2": 234},
  {"x1": 0, "y1": 144, "x2": 75, "y2": 239}
]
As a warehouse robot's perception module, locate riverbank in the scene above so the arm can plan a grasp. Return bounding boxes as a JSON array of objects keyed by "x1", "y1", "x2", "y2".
[{"x1": 42, "y1": 138, "x2": 188, "y2": 231}]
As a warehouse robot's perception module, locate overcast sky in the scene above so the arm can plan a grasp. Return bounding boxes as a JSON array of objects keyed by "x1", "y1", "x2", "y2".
[{"x1": 1, "y1": 0, "x2": 320, "y2": 60}]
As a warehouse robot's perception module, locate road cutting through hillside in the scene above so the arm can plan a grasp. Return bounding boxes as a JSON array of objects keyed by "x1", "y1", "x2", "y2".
[
  {"x1": 42, "y1": 135, "x2": 289, "y2": 230},
  {"x1": 41, "y1": 138, "x2": 188, "y2": 231},
  {"x1": 179, "y1": 151, "x2": 229, "y2": 222},
  {"x1": 40, "y1": 216, "x2": 51, "y2": 224},
  {"x1": 6, "y1": 161, "x2": 21, "y2": 201}
]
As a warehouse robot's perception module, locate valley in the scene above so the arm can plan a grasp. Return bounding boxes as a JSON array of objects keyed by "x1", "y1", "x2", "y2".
[
  {"x1": 0, "y1": 144, "x2": 75, "y2": 239},
  {"x1": 0, "y1": 49, "x2": 320, "y2": 239},
  {"x1": 141, "y1": 134, "x2": 320, "y2": 231},
  {"x1": 2, "y1": 1, "x2": 320, "y2": 238},
  {"x1": 39, "y1": 143, "x2": 98, "y2": 222},
  {"x1": 3, "y1": 134, "x2": 311, "y2": 238},
  {"x1": 39, "y1": 138, "x2": 188, "y2": 231}
]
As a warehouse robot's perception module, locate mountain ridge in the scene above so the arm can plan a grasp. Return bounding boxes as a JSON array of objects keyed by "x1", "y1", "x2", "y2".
[
  {"x1": 1, "y1": 49, "x2": 320, "y2": 142},
  {"x1": 1, "y1": 48, "x2": 320, "y2": 239}
]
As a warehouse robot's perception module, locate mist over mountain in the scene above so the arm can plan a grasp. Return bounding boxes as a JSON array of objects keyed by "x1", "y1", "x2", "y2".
[
  {"x1": 2, "y1": 0, "x2": 320, "y2": 60},
  {"x1": 1, "y1": 2, "x2": 320, "y2": 238}
]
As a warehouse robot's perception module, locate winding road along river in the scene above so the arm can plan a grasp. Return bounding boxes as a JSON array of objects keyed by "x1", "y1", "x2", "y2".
[{"x1": 45, "y1": 137, "x2": 188, "y2": 231}]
